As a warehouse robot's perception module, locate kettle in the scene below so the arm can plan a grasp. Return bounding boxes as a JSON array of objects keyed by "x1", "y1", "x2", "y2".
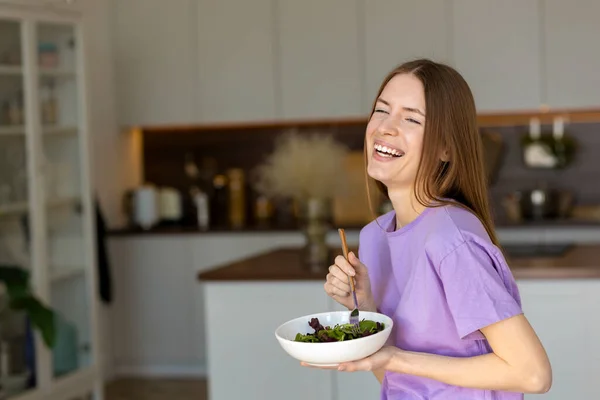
[{"x1": 133, "y1": 184, "x2": 159, "y2": 230}]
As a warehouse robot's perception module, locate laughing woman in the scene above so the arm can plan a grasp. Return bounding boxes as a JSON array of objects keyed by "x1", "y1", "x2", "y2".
[{"x1": 317, "y1": 59, "x2": 552, "y2": 400}]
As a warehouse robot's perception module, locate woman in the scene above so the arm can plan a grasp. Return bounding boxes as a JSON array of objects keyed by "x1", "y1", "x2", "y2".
[{"x1": 313, "y1": 59, "x2": 552, "y2": 399}]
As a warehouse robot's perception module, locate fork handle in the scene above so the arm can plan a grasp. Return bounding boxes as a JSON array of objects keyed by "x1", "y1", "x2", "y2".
[
  {"x1": 338, "y1": 228, "x2": 357, "y2": 294},
  {"x1": 348, "y1": 274, "x2": 356, "y2": 292}
]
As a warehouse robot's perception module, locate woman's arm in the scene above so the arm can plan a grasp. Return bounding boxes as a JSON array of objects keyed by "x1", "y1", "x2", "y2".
[{"x1": 382, "y1": 314, "x2": 551, "y2": 393}]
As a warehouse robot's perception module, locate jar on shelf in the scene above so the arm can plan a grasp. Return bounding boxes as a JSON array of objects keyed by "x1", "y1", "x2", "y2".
[
  {"x1": 38, "y1": 42, "x2": 58, "y2": 68},
  {"x1": 6, "y1": 91, "x2": 23, "y2": 125}
]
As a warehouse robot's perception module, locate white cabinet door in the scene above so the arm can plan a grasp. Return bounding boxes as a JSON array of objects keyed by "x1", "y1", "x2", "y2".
[
  {"x1": 196, "y1": 0, "x2": 277, "y2": 123},
  {"x1": 0, "y1": 0, "x2": 84, "y2": 11},
  {"x1": 543, "y1": 0, "x2": 600, "y2": 108},
  {"x1": 108, "y1": 237, "x2": 200, "y2": 375},
  {"x1": 204, "y1": 282, "x2": 333, "y2": 400},
  {"x1": 518, "y1": 280, "x2": 600, "y2": 399},
  {"x1": 364, "y1": 0, "x2": 450, "y2": 110},
  {"x1": 452, "y1": 0, "x2": 542, "y2": 112},
  {"x1": 191, "y1": 233, "x2": 305, "y2": 369},
  {"x1": 43, "y1": 0, "x2": 84, "y2": 12},
  {"x1": 277, "y1": 0, "x2": 363, "y2": 119},
  {"x1": 111, "y1": 0, "x2": 197, "y2": 126}
]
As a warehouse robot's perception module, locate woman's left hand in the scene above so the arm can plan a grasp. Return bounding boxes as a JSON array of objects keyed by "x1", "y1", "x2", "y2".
[{"x1": 301, "y1": 346, "x2": 399, "y2": 372}]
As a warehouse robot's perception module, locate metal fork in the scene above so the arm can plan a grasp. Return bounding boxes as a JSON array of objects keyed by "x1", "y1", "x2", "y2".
[{"x1": 338, "y1": 229, "x2": 360, "y2": 330}]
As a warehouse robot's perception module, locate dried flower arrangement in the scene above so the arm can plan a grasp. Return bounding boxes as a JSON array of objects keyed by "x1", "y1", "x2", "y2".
[{"x1": 254, "y1": 131, "x2": 349, "y2": 201}]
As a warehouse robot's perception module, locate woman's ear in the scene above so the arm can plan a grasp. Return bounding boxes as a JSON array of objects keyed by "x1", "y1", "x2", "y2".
[{"x1": 440, "y1": 149, "x2": 450, "y2": 162}]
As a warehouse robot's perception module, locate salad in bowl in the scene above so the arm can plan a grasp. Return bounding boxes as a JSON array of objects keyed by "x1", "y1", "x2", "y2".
[{"x1": 275, "y1": 310, "x2": 393, "y2": 366}]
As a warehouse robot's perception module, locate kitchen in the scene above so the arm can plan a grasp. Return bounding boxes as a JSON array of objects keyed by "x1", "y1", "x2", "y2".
[{"x1": 0, "y1": 0, "x2": 599, "y2": 400}]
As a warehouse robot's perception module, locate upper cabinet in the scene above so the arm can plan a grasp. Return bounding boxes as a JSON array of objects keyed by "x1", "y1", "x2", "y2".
[
  {"x1": 543, "y1": 0, "x2": 600, "y2": 109},
  {"x1": 451, "y1": 0, "x2": 542, "y2": 112},
  {"x1": 109, "y1": 0, "x2": 600, "y2": 127},
  {"x1": 42, "y1": 0, "x2": 85, "y2": 12},
  {"x1": 364, "y1": 0, "x2": 450, "y2": 110},
  {"x1": 196, "y1": 0, "x2": 277, "y2": 123},
  {"x1": 112, "y1": 0, "x2": 198, "y2": 126},
  {"x1": 276, "y1": 0, "x2": 363, "y2": 119}
]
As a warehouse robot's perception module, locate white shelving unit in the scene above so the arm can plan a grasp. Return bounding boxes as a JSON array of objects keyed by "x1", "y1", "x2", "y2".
[{"x1": 0, "y1": 2, "x2": 101, "y2": 400}]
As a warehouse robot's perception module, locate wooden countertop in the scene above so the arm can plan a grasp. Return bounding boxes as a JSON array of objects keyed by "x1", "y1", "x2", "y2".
[
  {"x1": 197, "y1": 245, "x2": 600, "y2": 281},
  {"x1": 109, "y1": 219, "x2": 600, "y2": 236}
]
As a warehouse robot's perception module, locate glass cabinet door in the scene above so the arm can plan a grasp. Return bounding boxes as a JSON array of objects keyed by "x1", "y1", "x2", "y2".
[
  {"x1": 35, "y1": 20, "x2": 93, "y2": 380},
  {"x1": 0, "y1": 17, "x2": 38, "y2": 398}
]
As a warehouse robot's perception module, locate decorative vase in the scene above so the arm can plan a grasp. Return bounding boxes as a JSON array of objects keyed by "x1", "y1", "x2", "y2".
[{"x1": 298, "y1": 197, "x2": 332, "y2": 269}]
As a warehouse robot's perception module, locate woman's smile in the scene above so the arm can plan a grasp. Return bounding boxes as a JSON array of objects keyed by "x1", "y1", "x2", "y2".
[{"x1": 373, "y1": 139, "x2": 405, "y2": 162}]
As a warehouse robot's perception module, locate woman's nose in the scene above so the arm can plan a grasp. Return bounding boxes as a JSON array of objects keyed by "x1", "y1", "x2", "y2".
[{"x1": 376, "y1": 119, "x2": 400, "y2": 137}]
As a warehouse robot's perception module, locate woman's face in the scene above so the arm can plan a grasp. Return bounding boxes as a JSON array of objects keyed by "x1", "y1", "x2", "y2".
[{"x1": 366, "y1": 73, "x2": 426, "y2": 192}]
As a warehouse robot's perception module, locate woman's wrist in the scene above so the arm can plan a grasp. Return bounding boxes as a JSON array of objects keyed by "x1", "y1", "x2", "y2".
[
  {"x1": 360, "y1": 296, "x2": 378, "y2": 313},
  {"x1": 384, "y1": 346, "x2": 407, "y2": 372}
]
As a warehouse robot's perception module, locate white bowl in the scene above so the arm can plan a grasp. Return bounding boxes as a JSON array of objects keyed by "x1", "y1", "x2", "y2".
[{"x1": 275, "y1": 310, "x2": 393, "y2": 366}]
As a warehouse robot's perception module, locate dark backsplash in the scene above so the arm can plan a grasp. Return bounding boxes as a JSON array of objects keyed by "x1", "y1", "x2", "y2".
[
  {"x1": 142, "y1": 122, "x2": 366, "y2": 189},
  {"x1": 140, "y1": 120, "x2": 600, "y2": 226},
  {"x1": 488, "y1": 122, "x2": 600, "y2": 216}
]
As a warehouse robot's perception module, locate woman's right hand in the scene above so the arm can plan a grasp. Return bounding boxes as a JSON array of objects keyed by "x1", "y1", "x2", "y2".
[{"x1": 324, "y1": 251, "x2": 376, "y2": 312}]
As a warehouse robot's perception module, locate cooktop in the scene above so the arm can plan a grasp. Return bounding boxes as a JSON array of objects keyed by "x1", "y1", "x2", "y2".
[{"x1": 501, "y1": 243, "x2": 574, "y2": 258}]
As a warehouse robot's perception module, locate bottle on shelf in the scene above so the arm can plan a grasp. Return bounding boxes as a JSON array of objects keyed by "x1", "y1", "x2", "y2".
[
  {"x1": 41, "y1": 80, "x2": 58, "y2": 125},
  {"x1": 551, "y1": 116, "x2": 576, "y2": 168},
  {"x1": 227, "y1": 168, "x2": 246, "y2": 229},
  {"x1": 211, "y1": 173, "x2": 228, "y2": 228},
  {"x1": 191, "y1": 186, "x2": 209, "y2": 231}
]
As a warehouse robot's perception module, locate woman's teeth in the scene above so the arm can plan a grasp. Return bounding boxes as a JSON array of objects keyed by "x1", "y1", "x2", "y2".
[{"x1": 374, "y1": 143, "x2": 403, "y2": 158}]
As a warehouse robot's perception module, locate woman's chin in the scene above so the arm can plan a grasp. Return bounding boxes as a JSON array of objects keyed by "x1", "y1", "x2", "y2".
[{"x1": 367, "y1": 167, "x2": 391, "y2": 185}]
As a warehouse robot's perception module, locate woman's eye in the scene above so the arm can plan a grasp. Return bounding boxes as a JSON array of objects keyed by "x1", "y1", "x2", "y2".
[
  {"x1": 406, "y1": 118, "x2": 421, "y2": 125},
  {"x1": 374, "y1": 109, "x2": 388, "y2": 114}
]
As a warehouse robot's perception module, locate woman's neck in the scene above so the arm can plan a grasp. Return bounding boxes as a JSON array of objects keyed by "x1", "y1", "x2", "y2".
[{"x1": 387, "y1": 187, "x2": 428, "y2": 229}]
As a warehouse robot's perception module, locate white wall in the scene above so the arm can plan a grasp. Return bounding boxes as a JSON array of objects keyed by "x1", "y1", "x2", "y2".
[
  {"x1": 84, "y1": 0, "x2": 140, "y2": 229},
  {"x1": 82, "y1": 0, "x2": 141, "y2": 381}
]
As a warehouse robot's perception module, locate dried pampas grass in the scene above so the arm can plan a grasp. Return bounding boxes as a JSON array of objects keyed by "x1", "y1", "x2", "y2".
[{"x1": 254, "y1": 131, "x2": 349, "y2": 200}]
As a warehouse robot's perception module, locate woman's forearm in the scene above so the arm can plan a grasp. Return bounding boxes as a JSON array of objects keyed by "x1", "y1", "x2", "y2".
[{"x1": 387, "y1": 348, "x2": 551, "y2": 394}]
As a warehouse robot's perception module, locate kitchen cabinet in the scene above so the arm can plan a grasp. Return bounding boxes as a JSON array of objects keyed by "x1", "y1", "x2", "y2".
[
  {"x1": 108, "y1": 0, "x2": 600, "y2": 128},
  {"x1": 543, "y1": 0, "x2": 600, "y2": 109},
  {"x1": 0, "y1": 0, "x2": 84, "y2": 12},
  {"x1": 108, "y1": 228, "x2": 600, "y2": 399},
  {"x1": 196, "y1": 0, "x2": 277, "y2": 123},
  {"x1": 40, "y1": 0, "x2": 84, "y2": 13},
  {"x1": 201, "y1": 258, "x2": 600, "y2": 400},
  {"x1": 451, "y1": 0, "x2": 542, "y2": 112},
  {"x1": 276, "y1": 0, "x2": 363, "y2": 119},
  {"x1": 111, "y1": 0, "x2": 198, "y2": 126},
  {"x1": 364, "y1": 0, "x2": 450, "y2": 110},
  {"x1": 109, "y1": 236, "x2": 199, "y2": 376},
  {"x1": 205, "y1": 283, "x2": 333, "y2": 400},
  {"x1": 518, "y1": 280, "x2": 600, "y2": 399},
  {"x1": 107, "y1": 232, "x2": 308, "y2": 376},
  {"x1": 0, "y1": 3, "x2": 102, "y2": 399}
]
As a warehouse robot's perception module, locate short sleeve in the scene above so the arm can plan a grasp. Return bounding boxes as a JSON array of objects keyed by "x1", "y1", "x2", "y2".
[{"x1": 439, "y1": 240, "x2": 523, "y2": 340}]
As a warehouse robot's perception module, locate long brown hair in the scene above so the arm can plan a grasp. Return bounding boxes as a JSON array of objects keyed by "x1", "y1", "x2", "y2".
[{"x1": 365, "y1": 59, "x2": 499, "y2": 246}]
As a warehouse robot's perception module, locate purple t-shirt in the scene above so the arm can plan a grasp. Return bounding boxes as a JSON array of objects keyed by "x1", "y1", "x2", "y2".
[{"x1": 358, "y1": 204, "x2": 524, "y2": 400}]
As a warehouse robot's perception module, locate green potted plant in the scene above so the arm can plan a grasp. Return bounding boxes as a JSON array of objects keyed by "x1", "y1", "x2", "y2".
[{"x1": 0, "y1": 265, "x2": 56, "y2": 349}]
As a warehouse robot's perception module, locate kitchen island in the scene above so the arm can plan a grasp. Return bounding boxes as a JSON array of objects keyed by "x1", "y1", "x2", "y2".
[{"x1": 198, "y1": 245, "x2": 600, "y2": 400}]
